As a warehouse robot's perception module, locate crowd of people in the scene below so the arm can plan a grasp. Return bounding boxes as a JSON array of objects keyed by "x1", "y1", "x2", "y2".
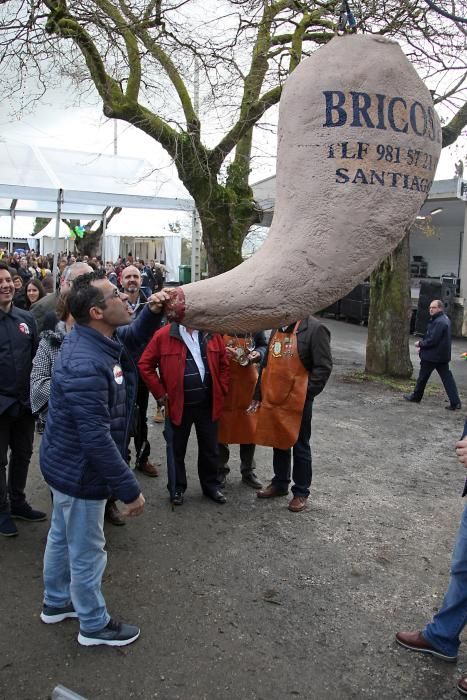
[
  {"x1": 3, "y1": 246, "x2": 467, "y2": 695},
  {"x1": 0, "y1": 248, "x2": 332, "y2": 649}
]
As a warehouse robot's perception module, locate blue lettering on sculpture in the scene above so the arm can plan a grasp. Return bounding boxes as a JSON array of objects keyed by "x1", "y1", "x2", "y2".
[
  {"x1": 387, "y1": 97, "x2": 408, "y2": 133},
  {"x1": 323, "y1": 91, "x2": 347, "y2": 127}
]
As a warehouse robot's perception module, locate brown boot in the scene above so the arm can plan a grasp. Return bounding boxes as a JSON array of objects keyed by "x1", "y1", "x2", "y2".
[
  {"x1": 288, "y1": 496, "x2": 307, "y2": 512},
  {"x1": 257, "y1": 484, "x2": 288, "y2": 498},
  {"x1": 137, "y1": 460, "x2": 159, "y2": 477},
  {"x1": 104, "y1": 501, "x2": 125, "y2": 526}
]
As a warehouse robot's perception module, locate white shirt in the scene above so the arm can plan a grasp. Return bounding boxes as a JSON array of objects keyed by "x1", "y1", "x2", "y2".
[{"x1": 179, "y1": 325, "x2": 205, "y2": 381}]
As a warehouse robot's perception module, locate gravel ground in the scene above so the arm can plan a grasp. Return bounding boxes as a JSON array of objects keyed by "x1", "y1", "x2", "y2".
[{"x1": 1, "y1": 319, "x2": 467, "y2": 700}]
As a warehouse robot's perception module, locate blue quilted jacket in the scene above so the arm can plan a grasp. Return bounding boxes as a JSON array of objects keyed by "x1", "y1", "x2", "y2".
[{"x1": 40, "y1": 305, "x2": 162, "y2": 502}]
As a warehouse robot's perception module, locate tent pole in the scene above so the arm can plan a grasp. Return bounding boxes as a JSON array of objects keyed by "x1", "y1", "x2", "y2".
[
  {"x1": 102, "y1": 208, "x2": 108, "y2": 264},
  {"x1": 9, "y1": 199, "x2": 17, "y2": 254},
  {"x1": 52, "y1": 189, "x2": 64, "y2": 291}
]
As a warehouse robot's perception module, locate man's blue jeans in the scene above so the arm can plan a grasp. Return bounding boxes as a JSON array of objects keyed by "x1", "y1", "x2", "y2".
[
  {"x1": 271, "y1": 397, "x2": 313, "y2": 498},
  {"x1": 423, "y1": 504, "x2": 467, "y2": 656},
  {"x1": 43, "y1": 488, "x2": 110, "y2": 633}
]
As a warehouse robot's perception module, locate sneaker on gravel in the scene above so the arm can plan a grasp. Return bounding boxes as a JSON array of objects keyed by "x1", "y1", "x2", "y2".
[
  {"x1": 41, "y1": 603, "x2": 78, "y2": 624},
  {"x1": 78, "y1": 619, "x2": 140, "y2": 647},
  {"x1": 0, "y1": 514, "x2": 18, "y2": 537},
  {"x1": 11, "y1": 503, "x2": 47, "y2": 522}
]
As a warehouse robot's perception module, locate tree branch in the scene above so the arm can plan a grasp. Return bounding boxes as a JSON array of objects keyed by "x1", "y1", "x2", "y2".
[{"x1": 442, "y1": 100, "x2": 467, "y2": 147}]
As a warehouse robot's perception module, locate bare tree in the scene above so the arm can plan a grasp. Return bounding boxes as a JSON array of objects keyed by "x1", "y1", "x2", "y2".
[{"x1": 0, "y1": 0, "x2": 466, "y2": 280}]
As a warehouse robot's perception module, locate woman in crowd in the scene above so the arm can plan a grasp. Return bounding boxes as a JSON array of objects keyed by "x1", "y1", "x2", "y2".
[
  {"x1": 30, "y1": 294, "x2": 73, "y2": 433},
  {"x1": 25, "y1": 278, "x2": 45, "y2": 309},
  {"x1": 11, "y1": 274, "x2": 27, "y2": 309}
]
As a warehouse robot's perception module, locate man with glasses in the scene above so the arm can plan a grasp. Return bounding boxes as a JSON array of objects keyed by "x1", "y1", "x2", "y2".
[
  {"x1": 39, "y1": 270, "x2": 168, "y2": 647},
  {"x1": 404, "y1": 299, "x2": 461, "y2": 410}
]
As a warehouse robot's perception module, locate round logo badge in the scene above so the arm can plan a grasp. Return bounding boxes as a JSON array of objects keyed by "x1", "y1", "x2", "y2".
[
  {"x1": 18, "y1": 322, "x2": 30, "y2": 335},
  {"x1": 113, "y1": 364, "x2": 124, "y2": 385}
]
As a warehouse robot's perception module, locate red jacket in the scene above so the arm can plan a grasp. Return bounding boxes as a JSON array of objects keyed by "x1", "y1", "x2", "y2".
[{"x1": 138, "y1": 323, "x2": 230, "y2": 426}]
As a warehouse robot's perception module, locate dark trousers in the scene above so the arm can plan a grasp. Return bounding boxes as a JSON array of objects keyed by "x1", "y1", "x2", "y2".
[
  {"x1": 218, "y1": 443, "x2": 256, "y2": 474},
  {"x1": 171, "y1": 403, "x2": 221, "y2": 493},
  {"x1": 413, "y1": 360, "x2": 460, "y2": 406},
  {"x1": 272, "y1": 397, "x2": 313, "y2": 498},
  {"x1": 0, "y1": 411, "x2": 35, "y2": 513},
  {"x1": 133, "y1": 380, "x2": 150, "y2": 466}
]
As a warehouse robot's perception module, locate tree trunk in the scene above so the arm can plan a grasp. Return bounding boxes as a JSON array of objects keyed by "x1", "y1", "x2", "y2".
[
  {"x1": 365, "y1": 233, "x2": 413, "y2": 378},
  {"x1": 74, "y1": 229, "x2": 102, "y2": 257}
]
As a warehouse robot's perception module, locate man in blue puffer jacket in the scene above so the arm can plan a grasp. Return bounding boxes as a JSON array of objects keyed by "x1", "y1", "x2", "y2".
[
  {"x1": 40, "y1": 270, "x2": 168, "y2": 648},
  {"x1": 404, "y1": 299, "x2": 461, "y2": 410}
]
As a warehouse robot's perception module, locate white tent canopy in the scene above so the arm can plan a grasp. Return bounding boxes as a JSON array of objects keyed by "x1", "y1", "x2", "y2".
[{"x1": 0, "y1": 141, "x2": 194, "y2": 283}]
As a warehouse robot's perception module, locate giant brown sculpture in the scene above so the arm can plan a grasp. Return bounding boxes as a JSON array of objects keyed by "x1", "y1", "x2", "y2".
[{"x1": 165, "y1": 34, "x2": 441, "y2": 332}]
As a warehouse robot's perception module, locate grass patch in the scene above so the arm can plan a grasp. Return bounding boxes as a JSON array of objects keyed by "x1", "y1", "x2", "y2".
[{"x1": 342, "y1": 371, "x2": 443, "y2": 396}]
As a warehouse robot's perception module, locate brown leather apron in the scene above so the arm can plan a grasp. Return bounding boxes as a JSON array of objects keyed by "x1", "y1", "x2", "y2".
[
  {"x1": 218, "y1": 335, "x2": 258, "y2": 444},
  {"x1": 254, "y1": 323, "x2": 308, "y2": 450}
]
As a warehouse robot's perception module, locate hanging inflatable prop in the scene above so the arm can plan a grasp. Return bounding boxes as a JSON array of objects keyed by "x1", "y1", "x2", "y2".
[{"x1": 165, "y1": 34, "x2": 442, "y2": 332}]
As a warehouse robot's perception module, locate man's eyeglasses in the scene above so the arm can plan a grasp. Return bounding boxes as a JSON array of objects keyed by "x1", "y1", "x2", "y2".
[{"x1": 101, "y1": 288, "x2": 122, "y2": 302}]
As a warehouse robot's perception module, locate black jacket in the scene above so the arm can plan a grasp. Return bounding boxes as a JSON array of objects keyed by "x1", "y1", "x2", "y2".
[
  {"x1": 0, "y1": 304, "x2": 38, "y2": 415},
  {"x1": 255, "y1": 317, "x2": 332, "y2": 400},
  {"x1": 419, "y1": 311, "x2": 452, "y2": 364}
]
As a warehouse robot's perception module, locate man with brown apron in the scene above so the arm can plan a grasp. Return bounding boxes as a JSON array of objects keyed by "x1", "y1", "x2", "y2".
[
  {"x1": 251, "y1": 317, "x2": 332, "y2": 512},
  {"x1": 217, "y1": 331, "x2": 267, "y2": 489}
]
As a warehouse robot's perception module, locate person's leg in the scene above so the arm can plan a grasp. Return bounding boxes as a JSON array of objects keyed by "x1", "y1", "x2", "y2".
[
  {"x1": 194, "y1": 404, "x2": 222, "y2": 491},
  {"x1": 0, "y1": 415, "x2": 12, "y2": 514},
  {"x1": 423, "y1": 505, "x2": 467, "y2": 657},
  {"x1": 134, "y1": 381, "x2": 149, "y2": 457},
  {"x1": 291, "y1": 398, "x2": 313, "y2": 498},
  {"x1": 171, "y1": 410, "x2": 193, "y2": 492},
  {"x1": 239, "y1": 444, "x2": 262, "y2": 488},
  {"x1": 218, "y1": 443, "x2": 230, "y2": 476},
  {"x1": 411, "y1": 361, "x2": 434, "y2": 401},
  {"x1": 56, "y1": 490, "x2": 110, "y2": 633},
  {"x1": 271, "y1": 447, "x2": 292, "y2": 492},
  {"x1": 8, "y1": 412, "x2": 35, "y2": 509},
  {"x1": 239, "y1": 444, "x2": 255, "y2": 471},
  {"x1": 43, "y1": 490, "x2": 72, "y2": 608},
  {"x1": 436, "y1": 363, "x2": 461, "y2": 407}
]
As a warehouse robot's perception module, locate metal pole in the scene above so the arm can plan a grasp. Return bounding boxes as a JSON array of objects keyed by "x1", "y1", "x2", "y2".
[
  {"x1": 102, "y1": 209, "x2": 108, "y2": 263},
  {"x1": 52, "y1": 189, "x2": 64, "y2": 291},
  {"x1": 9, "y1": 199, "x2": 17, "y2": 254},
  {"x1": 113, "y1": 120, "x2": 118, "y2": 156},
  {"x1": 191, "y1": 58, "x2": 201, "y2": 281}
]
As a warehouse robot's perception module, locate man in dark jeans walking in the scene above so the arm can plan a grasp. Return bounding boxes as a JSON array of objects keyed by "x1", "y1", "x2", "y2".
[
  {"x1": 404, "y1": 299, "x2": 461, "y2": 410},
  {"x1": 0, "y1": 262, "x2": 46, "y2": 537}
]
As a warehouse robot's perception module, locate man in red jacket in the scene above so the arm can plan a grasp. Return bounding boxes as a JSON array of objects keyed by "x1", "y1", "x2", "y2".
[{"x1": 139, "y1": 323, "x2": 229, "y2": 505}]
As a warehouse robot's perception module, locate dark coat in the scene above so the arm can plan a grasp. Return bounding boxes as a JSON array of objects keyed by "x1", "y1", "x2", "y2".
[
  {"x1": 40, "y1": 305, "x2": 162, "y2": 503},
  {"x1": 0, "y1": 305, "x2": 38, "y2": 415},
  {"x1": 419, "y1": 311, "x2": 452, "y2": 364}
]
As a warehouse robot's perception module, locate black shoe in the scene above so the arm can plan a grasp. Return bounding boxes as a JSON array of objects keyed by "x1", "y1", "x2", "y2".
[
  {"x1": 403, "y1": 394, "x2": 421, "y2": 403},
  {"x1": 241, "y1": 470, "x2": 263, "y2": 489},
  {"x1": 218, "y1": 474, "x2": 227, "y2": 490},
  {"x1": 10, "y1": 503, "x2": 47, "y2": 522},
  {"x1": 78, "y1": 618, "x2": 140, "y2": 647},
  {"x1": 0, "y1": 514, "x2": 18, "y2": 537},
  {"x1": 446, "y1": 403, "x2": 462, "y2": 411},
  {"x1": 204, "y1": 489, "x2": 227, "y2": 504},
  {"x1": 172, "y1": 490, "x2": 184, "y2": 506}
]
